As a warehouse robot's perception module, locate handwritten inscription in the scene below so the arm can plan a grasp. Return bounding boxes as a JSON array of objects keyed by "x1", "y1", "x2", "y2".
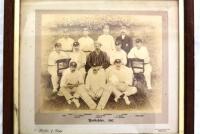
[{"x1": 35, "y1": 128, "x2": 63, "y2": 133}]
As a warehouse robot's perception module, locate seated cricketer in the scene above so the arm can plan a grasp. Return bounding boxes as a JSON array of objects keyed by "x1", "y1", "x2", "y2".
[
  {"x1": 106, "y1": 59, "x2": 137, "y2": 105},
  {"x1": 110, "y1": 40, "x2": 127, "y2": 65},
  {"x1": 60, "y1": 61, "x2": 97, "y2": 109},
  {"x1": 85, "y1": 64, "x2": 112, "y2": 110},
  {"x1": 48, "y1": 43, "x2": 69, "y2": 93},
  {"x1": 69, "y1": 41, "x2": 86, "y2": 79},
  {"x1": 128, "y1": 38, "x2": 152, "y2": 90},
  {"x1": 86, "y1": 41, "x2": 110, "y2": 71}
]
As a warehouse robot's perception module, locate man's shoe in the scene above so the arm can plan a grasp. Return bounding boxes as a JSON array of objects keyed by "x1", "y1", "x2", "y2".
[
  {"x1": 73, "y1": 99, "x2": 80, "y2": 108},
  {"x1": 57, "y1": 91, "x2": 64, "y2": 96},
  {"x1": 123, "y1": 96, "x2": 131, "y2": 105},
  {"x1": 67, "y1": 99, "x2": 72, "y2": 105},
  {"x1": 52, "y1": 89, "x2": 57, "y2": 93},
  {"x1": 114, "y1": 94, "x2": 122, "y2": 102}
]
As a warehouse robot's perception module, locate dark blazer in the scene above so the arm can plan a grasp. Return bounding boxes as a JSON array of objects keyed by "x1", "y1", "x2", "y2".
[
  {"x1": 86, "y1": 50, "x2": 110, "y2": 71},
  {"x1": 116, "y1": 35, "x2": 133, "y2": 54}
]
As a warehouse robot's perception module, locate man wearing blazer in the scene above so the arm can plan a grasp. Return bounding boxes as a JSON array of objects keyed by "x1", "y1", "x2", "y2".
[{"x1": 116, "y1": 26, "x2": 133, "y2": 54}]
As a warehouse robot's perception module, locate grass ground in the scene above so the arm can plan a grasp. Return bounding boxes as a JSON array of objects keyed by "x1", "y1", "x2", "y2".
[{"x1": 39, "y1": 71, "x2": 162, "y2": 113}]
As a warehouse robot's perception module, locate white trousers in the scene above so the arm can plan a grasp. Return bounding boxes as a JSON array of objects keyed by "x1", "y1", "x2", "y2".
[
  {"x1": 96, "y1": 87, "x2": 112, "y2": 110},
  {"x1": 109, "y1": 83, "x2": 137, "y2": 98},
  {"x1": 48, "y1": 66, "x2": 59, "y2": 92},
  {"x1": 60, "y1": 86, "x2": 80, "y2": 100},
  {"x1": 61, "y1": 85, "x2": 97, "y2": 109},
  {"x1": 87, "y1": 86, "x2": 112, "y2": 110},
  {"x1": 61, "y1": 85, "x2": 112, "y2": 110},
  {"x1": 77, "y1": 86, "x2": 98, "y2": 109},
  {"x1": 144, "y1": 64, "x2": 152, "y2": 89}
]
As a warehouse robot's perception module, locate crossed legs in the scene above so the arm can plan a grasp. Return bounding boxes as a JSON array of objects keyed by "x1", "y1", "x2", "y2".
[{"x1": 109, "y1": 83, "x2": 137, "y2": 105}]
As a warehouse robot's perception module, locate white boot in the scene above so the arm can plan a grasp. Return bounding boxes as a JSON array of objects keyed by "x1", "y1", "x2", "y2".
[
  {"x1": 114, "y1": 94, "x2": 122, "y2": 102},
  {"x1": 67, "y1": 99, "x2": 72, "y2": 105},
  {"x1": 114, "y1": 96, "x2": 120, "y2": 102},
  {"x1": 147, "y1": 86, "x2": 152, "y2": 90},
  {"x1": 57, "y1": 91, "x2": 64, "y2": 96},
  {"x1": 52, "y1": 88, "x2": 58, "y2": 93},
  {"x1": 73, "y1": 99, "x2": 80, "y2": 108},
  {"x1": 123, "y1": 96, "x2": 131, "y2": 105},
  {"x1": 96, "y1": 105, "x2": 103, "y2": 110}
]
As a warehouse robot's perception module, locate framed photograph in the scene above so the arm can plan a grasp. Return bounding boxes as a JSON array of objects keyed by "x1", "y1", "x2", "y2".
[{"x1": 3, "y1": 0, "x2": 194, "y2": 134}]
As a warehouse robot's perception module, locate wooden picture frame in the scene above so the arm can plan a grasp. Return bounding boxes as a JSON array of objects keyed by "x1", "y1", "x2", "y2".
[{"x1": 3, "y1": 0, "x2": 194, "y2": 133}]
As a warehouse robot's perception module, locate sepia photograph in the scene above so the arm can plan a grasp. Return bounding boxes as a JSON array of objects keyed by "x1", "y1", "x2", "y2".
[
  {"x1": 35, "y1": 10, "x2": 168, "y2": 116},
  {"x1": 17, "y1": 0, "x2": 181, "y2": 133}
]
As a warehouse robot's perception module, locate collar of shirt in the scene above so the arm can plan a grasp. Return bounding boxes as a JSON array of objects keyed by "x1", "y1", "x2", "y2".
[
  {"x1": 94, "y1": 50, "x2": 104, "y2": 55},
  {"x1": 121, "y1": 35, "x2": 126, "y2": 39}
]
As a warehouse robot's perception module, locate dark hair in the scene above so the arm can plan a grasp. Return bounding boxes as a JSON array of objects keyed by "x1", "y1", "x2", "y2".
[
  {"x1": 114, "y1": 59, "x2": 122, "y2": 64},
  {"x1": 54, "y1": 43, "x2": 62, "y2": 47},
  {"x1": 69, "y1": 62, "x2": 77, "y2": 68},
  {"x1": 73, "y1": 41, "x2": 80, "y2": 47},
  {"x1": 136, "y1": 38, "x2": 143, "y2": 43},
  {"x1": 94, "y1": 41, "x2": 102, "y2": 46}
]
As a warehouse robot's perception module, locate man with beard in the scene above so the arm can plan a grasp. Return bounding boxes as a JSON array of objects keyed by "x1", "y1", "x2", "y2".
[
  {"x1": 85, "y1": 65, "x2": 112, "y2": 110},
  {"x1": 86, "y1": 41, "x2": 110, "y2": 71}
]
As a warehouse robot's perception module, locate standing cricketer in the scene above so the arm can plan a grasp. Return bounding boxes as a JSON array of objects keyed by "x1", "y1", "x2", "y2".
[
  {"x1": 78, "y1": 27, "x2": 94, "y2": 55},
  {"x1": 116, "y1": 26, "x2": 133, "y2": 54},
  {"x1": 56, "y1": 28, "x2": 74, "y2": 54},
  {"x1": 97, "y1": 25, "x2": 115, "y2": 53}
]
